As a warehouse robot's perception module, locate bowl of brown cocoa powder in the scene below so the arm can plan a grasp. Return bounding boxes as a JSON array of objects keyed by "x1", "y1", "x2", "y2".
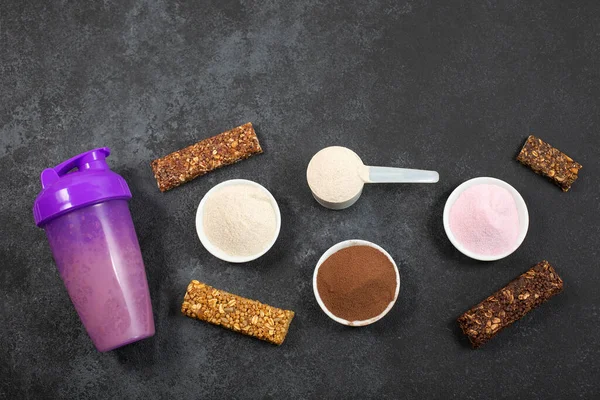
[{"x1": 313, "y1": 240, "x2": 400, "y2": 326}]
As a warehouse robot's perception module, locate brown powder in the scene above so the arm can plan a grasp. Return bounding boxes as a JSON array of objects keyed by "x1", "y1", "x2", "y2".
[{"x1": 316, "y1": 245, "x2": 397, "y2": 321}]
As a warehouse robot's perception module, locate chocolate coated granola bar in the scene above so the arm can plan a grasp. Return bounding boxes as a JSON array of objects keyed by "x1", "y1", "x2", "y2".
[
  {"x1": 151, "y1": 122, "x2": 263, "y2": 191},
  {"x1": 517, "y1": 135, "x2": 582, "y2": 191},
  {"x1": 181, "y1": 280, "x2": 294, "y2": 345},
  {"x1": 457, "y1": 261, "x2": 563, "y2": 348}
]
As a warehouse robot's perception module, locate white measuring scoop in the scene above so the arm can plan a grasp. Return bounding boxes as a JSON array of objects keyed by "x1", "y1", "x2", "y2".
[{"x1": 306, "y1": 146, "x2": 439, "y2": 210}]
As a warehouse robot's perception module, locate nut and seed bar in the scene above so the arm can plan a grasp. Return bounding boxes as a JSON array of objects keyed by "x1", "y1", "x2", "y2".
[
  {"x1": 151, "y1": 122, "x2": 263, "y2": 192},
  {"x1": 181, "y1": 280, "x2": 295, "y2": 345},
  {"x1": 457, "y1": 261, "x2": 563, "y2": 348},
  {"x1": 517, "y1": 135, "x2": 582, "y2": 192}
]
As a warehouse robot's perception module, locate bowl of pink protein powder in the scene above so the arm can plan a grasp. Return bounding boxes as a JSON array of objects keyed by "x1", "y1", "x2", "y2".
[{"x1": 443, "y1": 177, "x2": 529, "y2": 261}]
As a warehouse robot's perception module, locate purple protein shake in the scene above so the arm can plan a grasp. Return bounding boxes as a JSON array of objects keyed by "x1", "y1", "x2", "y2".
[{"x1": 33, "y1": 148, "x2": 155, "y2": 351}]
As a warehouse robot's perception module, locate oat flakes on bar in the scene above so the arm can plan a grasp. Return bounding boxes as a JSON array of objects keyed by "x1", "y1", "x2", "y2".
[
  {"x1": 457, "y1": 261, "x2": 563, "y2": 348},
  {"x1": 181, "y1": 280, "x2": 295, "y2": 345},
  {"x1": 516, "y1": 135, "x2": 582, "y2": 192},
  {"x1": 151, "y1": 122, "x2": 263, "y2": 192}
]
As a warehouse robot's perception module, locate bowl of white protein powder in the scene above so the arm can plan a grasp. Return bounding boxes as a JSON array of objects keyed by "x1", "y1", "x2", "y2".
[{"x1": 196, "y1": 179, "x2": 281, "y2": 263}]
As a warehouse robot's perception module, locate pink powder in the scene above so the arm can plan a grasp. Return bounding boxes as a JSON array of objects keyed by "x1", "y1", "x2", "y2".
[{"x1": 449, "y1": 184, "x2": 520, "y2": 256}]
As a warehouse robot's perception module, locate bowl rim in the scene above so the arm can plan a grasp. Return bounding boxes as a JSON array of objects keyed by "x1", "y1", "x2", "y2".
[
  {"x1": 195, "y1": 179, "x2": 281, "y2": 263},
  {"x1": 442, "y1": 177, "x2": 529, "y2": 262},
  {"x1": 312, "y1": 239, "x2": 401, "y2": 326}
]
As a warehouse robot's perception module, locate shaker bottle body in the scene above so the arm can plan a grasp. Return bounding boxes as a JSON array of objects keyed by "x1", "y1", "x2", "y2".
[{"x1": 44, "y1": 200, "x2": 155, "y2": 352}]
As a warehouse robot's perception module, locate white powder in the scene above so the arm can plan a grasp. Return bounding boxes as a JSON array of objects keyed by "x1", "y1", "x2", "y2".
[
  {"x1": 203, "y1": 184, "x2": 277, "y2": 257},
  {"x1": 306, "y1": 146, "x2": 364, "y2": 202}
]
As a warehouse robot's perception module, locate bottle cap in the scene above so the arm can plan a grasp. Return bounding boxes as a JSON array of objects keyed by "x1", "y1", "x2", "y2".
[{"x1": 33, "y1": 147, "x2": 132, "y2": 226}]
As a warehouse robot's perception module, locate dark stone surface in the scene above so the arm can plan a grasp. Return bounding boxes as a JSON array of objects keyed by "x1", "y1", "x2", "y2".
[{"x1": 1, "y1": 0, "x2": 599, "y2": 398}]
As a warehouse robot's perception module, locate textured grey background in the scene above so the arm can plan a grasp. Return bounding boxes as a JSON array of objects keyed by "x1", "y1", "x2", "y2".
[{"x1": 1, "y1": 0, "x2": 599, "y2": 399}]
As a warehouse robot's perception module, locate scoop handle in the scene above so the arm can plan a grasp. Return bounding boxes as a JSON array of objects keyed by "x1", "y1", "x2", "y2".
[{"x1": 365, "y1": 166, "x2": 439, "y2": 183}]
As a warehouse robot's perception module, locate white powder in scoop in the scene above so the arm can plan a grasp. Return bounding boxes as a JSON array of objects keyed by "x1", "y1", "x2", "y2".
[
  {"x1": 203, "y1": 184, "x2": 277, "y2": 257},
  {"x1": 307, "y1": 146, "x2": 364, "y2": 202}
]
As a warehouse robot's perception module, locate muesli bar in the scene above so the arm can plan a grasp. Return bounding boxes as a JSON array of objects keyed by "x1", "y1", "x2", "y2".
[
  {"x1": 151, "y1": 122, "x2": 263, "y2": 192},
  {"x1": 517, "y1": 135, "x2": 582, "y2": 192},
  {"x1": 457, "y1": 261, "x2": 563, "y2": 348},
  {"x1": 181, "y1": 280, "x2": 295, "y2": 345}
]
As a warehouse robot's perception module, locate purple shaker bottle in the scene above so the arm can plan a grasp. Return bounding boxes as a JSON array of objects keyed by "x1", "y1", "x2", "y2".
[{"x1": 33, "y1": 147, "x2": 155, "y2": 352}]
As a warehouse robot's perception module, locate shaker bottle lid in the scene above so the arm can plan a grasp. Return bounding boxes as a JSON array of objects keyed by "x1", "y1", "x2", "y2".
[{"x1": 33, "y1": 147, "x2": 132, "y2": 226}]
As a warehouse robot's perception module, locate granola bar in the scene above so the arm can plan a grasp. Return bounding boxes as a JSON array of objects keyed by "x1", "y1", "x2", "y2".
[
  {"x1": 517, "y1": 135, "x2": 582, "y2": 191},
  {"x1": 457, "y1": 261, "x2": 563, "y2": 348},
  {"x1": 181, "y1": 280, "x2": 295, "y2": 345},
  {"x1": 151, "y1": 122, "x2": 263, "y2": 192}
]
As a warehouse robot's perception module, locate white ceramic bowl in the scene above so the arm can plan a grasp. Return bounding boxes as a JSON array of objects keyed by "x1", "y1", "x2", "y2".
[
  {"x1": 443, "y1": 177, "x2": 529, "y2": 261},
  {"x1": 196, "y1": 179, "x2": 281, "y2": 263},
  {"x1": 313, "y1": 240, "x2": 400, "y2": 326}
]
